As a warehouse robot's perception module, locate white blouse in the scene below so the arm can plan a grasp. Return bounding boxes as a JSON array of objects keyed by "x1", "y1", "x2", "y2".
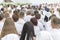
[
  {"x1": 49, "y1": 29, "x2": 60, "y2": 40},
  {"x1": 15, "y1": 18, "x2": 25, "y2": 34},
  {"x1": 1, "y1": 34, "x2": 19, "y2": 40},
  {"x1": 24, "y1": 15, "x2": 33, "y2": 22},
  {"x1": 36, "y1": 31, "x2": 53, "y2": 40}
]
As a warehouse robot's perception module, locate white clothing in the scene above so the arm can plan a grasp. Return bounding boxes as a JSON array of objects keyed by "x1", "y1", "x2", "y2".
[
  {"x1": 49, "y1": 29, "x2": 60, "y2": 40},
  {"x1": 1, "y1": 34, "x2": 19, "y2": 40},
  {"x1": 24, "y1": 15, "x2": 33, "y2": 22},
  {"x1": 38, "y1": 21, "x2": 45, "y2": 31},
  {"x1": 36, "y1": 31, "x2": 53, "y2": 40},
  {"x1": 15, "y1": 18, "x2": 25, "y2": 34},
  {"x1": 45, "y1": 20, "x2": 53, "y2": 31},
  {"x1": 34, "y1": 26, "x2": 40, "y2": 36}
]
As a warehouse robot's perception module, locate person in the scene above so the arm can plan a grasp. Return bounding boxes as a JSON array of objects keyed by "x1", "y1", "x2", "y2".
[
  {"x1": 45, "y1": 14, "x2": 56, "y2": 31},
  {"x1": 49, "y1": 17, "x2": 60, "y2": 40},
  {"x1": 36, "y1": 31, "x2": 53, "y2": 40},
  {"x1": 30, "y1": 18, "x2": 41, "y2": 36},
  {"x1": 54, "y1": 8, "x2": 60, "y2": 19},
  {"x1": 35, "y1": 13, "x2": 45, "y2": 30},
  {"x1": 20, "y1": 22, "x2": 36, "y2": 40},
  {"x1": 24, "y1": 11, "x2": 33, "y2": 22},
  {"x1": 14, "y1": 12, "x2": 25, "y2": 35},
  {"x1": 36, "y1": 17, "x2": 60, "y2": 40},
  {"x1": 12, "y1": 12, "x2": 19, "y2": 22},
  {"x1": 1, "y1": 18, "x2": 19, "y2": 40},
  {"x1": 1, "y1": 34, "x2": 19, "y2": 40}
]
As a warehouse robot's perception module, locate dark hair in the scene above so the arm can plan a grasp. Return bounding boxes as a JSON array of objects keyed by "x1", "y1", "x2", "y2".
[
  {"x1": 7, "y1": 5, "x2": 9, "y2": 7},
  {"x1": 12, "y1": 14, "x2": 19, "y2": 22},
  {"x1": 20, "y1": 22, "x2": 35, "y2": 40},
  {"x1": 34, "y1": 11, "x2": 39, "y2": 15},
  {"x1": 30, "y1": 18, "x2": 38, "y2": 26},
  {"x1": 44, "y1": 15, "x2": 48, "y2": 22},
  {"x1": 1, "y1": 8, "x2": 4, "y2": 11},
  {"x1": 13, "y1": 10, "x2": 20, "y2": 15},
  {"x1": 0, "y1": 14, "x2": 4, "y2": 21},
  {"x1": 26, "y1": 11, "x2": 31, "y2": 15},
  {"x1": 35, "y1": 14, "x2": 41, "y2": 19}
]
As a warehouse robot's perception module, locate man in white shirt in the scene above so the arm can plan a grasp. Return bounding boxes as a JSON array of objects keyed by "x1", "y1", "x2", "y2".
[
  {"x1": 36, "y1": 17, "x2": 60, "y2": 40},
  {"x1": 24, "y1": 11, "x2": 33, "y2": 22}
]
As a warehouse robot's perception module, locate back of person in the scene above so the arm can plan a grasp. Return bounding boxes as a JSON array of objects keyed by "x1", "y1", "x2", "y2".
[
  {"x1": 24, "y1": 11, "x2": 33, "y2": 22},
  {"x1": 20, "y1": 22, "x2": 36, "y2": 40},
  {"x1": 14, "y1": 12, "x2": 25, "y2": 35},
  {"x1": 36, "y1": 31, "x2": 53, "y2": 40},
  {"x1": 49, "y1": 17, "x2": 60, "y2": 40},
  {"x1": 1, "y1": 18, "x2": 18, "y2": 39},
  {"x1": 1, "y1": 34, "x2": 19, "y2": 40},
  {"x1": 50, "y1": 29, "x2": 60, "y2": 40}
]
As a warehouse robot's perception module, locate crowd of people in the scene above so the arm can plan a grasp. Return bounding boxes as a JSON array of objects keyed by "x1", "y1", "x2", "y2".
[{"x1": 0, "y1": 3, "x2": 60, "y2": 40}]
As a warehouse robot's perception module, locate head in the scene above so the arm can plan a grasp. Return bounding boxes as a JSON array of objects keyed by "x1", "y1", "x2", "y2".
[
  {"x1": 31, "y1": 13, "x2": 35, "y2": 16},
  {"x1": 34, "y1": 11, "x2": 39, "y2": 15},
  {"x1": 4, "y1": 12, "x2": 9, "y2": 18},
  {"x1": 30, "y1": 18, "x2": 38, "y2": 26},
  {"x1": 50, "y1": 8, "x2": 54, "y2": 14},
  {"x1": 26, "y1": 11, "x2": 31, "y2": 15},
  {"x1": 13, "y1": 9, "x2": 20, "y2": 15},
  {"x1": 23, "y1": 22, "x2": 33, "y2": 28},
  {"x1": 1, "y1": 8, "x2": 4, "y2": 11},
  {"x1": 35, "y1": 14, "x2": 41, "y2": 20},
  {"x1": 1, "y1": 18, "x2": 18, "y2": 38},
  {"x1": 19, "y1": 12, "x2": 24, "y2": 18},
  {"x1": 12, "y1": 14, "x2": 19, "y2": 22},
  {"x1": 51, "y1": 17, "x2": 60, "y2": 29}
]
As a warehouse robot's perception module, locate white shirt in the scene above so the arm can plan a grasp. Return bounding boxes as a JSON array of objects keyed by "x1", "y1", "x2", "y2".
[
  {"x1": 45, "y1": 20, "x2": 53, "y2": 31},
  {"x1": 49, "y1": 29, "x2": 60, "y2": 40},
  {"x1": 34, "y1": 26, "x2": 40, "y2": 36},
  {"x1": 24, "y1": 15, "x2": 33, "y2": 22},
  {"x1": 1, "y1": 34, "x2": 19, "y2": 40},
  {"x1": 36, "y1": 31, "x2": 53, "y2": 40},
  {"x1": 38, "y1": 21, "x2": 45, "y2": 31},
  {"x1": 15, "y1": 18, "x2": 25, "y2": 34}
]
